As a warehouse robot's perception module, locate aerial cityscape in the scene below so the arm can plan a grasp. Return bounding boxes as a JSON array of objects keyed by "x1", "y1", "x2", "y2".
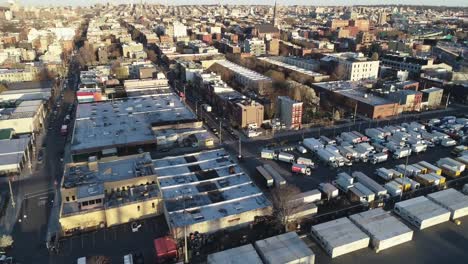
[{"x1": 0, "y1": 1, "x2": 467, "y2": 263}]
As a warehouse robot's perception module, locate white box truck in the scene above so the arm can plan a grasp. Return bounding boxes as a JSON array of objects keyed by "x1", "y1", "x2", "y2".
[
  {"x1": 277, "y1": 152, "x2": 295, "y2": 163},
  {"x1": 303, "y1": 138, "x2": 323, "y2": 152}
]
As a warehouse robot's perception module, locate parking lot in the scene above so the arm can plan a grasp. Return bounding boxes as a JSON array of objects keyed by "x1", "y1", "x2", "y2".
[
  {"x1": 254, "y1": 143, "x2": 456, "y2": 192},
  {"x1": 48, "y1": 216, "x2": 169, "y2": 263}
]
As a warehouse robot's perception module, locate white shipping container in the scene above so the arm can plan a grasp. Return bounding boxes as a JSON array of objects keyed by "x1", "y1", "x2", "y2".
[
  {"x1": 207, "y1": 244, "x2": 262, "y2": 264},
  {"x1": 303, "y1": 138, "x2": 324, "y2": 152},
  {"x1": 384, "y1": 181, "x2": 403, "y2": 197},
  {"x1": 427, "y1": 188, "x2": 468, "y2": 220},
  {"x1": 394, "y1": 196, "x2": 451, "y2": 230},
  {"x1": 255, "y1": 232, "x2": 315, "y2": 264},
  {"x1": 311, "y1": 217, "x2": 369, "y2": 258},
  {"x1": 349, "y1": 208, "x2": 413, "y2": 253},
  {"x1": 263, "y1": 164, "x2": 286, "y2": 187}
]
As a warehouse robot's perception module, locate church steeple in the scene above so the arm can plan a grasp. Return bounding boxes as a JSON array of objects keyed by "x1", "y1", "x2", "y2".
[{"x1": 273, "y1": 0, "x2": 278, "y2": 27}]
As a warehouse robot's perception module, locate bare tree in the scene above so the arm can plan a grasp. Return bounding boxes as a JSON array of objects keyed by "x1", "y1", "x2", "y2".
[
  {"x1": 264, "y1": 69, "x2": 285, "y2": 82},
  {"x1": 0, "y1": 234, "x2": 14, "y2": 248},
  {"x1": 0, "y1": 83, "x2": 7, "y2": 93},
  {"x1": 333, "y1": 110, "x2": 341, "y2": 121},
  {"x1": 331, "y1": 63, "x2": 348, "y2": 81},
  {"x1": 85, "y1": 256, "x2": 111, "y2": 264},
  {"x1": 270, "y1": 184, "x2": 304, "y2": 232}
]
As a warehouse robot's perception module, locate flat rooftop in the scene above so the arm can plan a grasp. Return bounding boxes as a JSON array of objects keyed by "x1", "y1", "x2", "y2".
[
  {"x1": 63, "y1": 153, "x2": 154, "y2": 189},
  {"x1": 215, "y1": 60, "x2": 272, "y2": 82},
  {"x1": 259, "y1": 57, "x2": 324, "y2": 77},
  {"x1": 254, "y1": 232, "x2": 315, "y2": 264},
  {"x1": 314, "y1": 81, "x2": 396, "y2": 106},
  {"x1": 71, "y1": 94, "x2": 196, "y2": 153},
  {"x1": 207, "y1": 244, "x2": 262, "y2": 264},
  {"x1": 0, "y1": 100, "x2": 43, "y2": 120},
  {"x1": 311, "y1": 217, "x2": 369, "y2": 248},
  {"x1": 62, "y1": 182, "x2": 160, "y2": 216},
  {"x1": 427, "y1": 188, "x2": 468, "y2": 219},
  {"x1": 0, "y1": 137, "x2": 30, "y2": 169},
  {"x1": 395, "y1": 196, "x2": 450, "y2": 221},
  {"x1": 349, "y1": 208, "x2": 413, "y2": 243},
  {"x1": 153, "y1": 148, "x2": 271, "y2": 228}
]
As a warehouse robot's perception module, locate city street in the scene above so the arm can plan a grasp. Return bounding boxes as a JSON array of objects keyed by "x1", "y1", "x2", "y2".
[{"x1": 0, "y1": 64, "x2": 78, "y2": 262}]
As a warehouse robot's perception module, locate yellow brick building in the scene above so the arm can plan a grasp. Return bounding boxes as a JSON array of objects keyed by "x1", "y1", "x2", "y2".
[{"x1": 59, "y1": 153, "x2": 163, "y2": 234}]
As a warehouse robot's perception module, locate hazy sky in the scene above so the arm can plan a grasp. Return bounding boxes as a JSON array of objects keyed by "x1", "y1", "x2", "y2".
[{"x1": 6, "y1": 0, "x2": 468, "y2": 7}]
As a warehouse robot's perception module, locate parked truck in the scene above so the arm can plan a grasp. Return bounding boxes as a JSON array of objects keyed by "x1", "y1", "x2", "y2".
[
  {"x1": 437, "y1": 157, "x2": 465, "y2": 172},
  {"x1": 455, "y1": 155, "x2": 468, "y2": 166},
  {"x1": 393, "y1": 147, "x2": 412, "y2": 159},
  {"x1": 376, "y1": 168, "x2": 394, "y2": 181},
  {"x1": 411, "y1": 143, "x2": 427, "y2": 153},
  {"x1": 384, "y1": 181, "x2": 403, "y2": 197},
  {"x1": 263, "y1": 164, "x2": 287, "y2": 187},
  {"x1": 303, "y1": 138, "x2": 323, "y2": 152},
  {"x1": 296, "y1": 157, "x2": 315, "y2": 168},
  {"x1": 441, "y1": 138, "x2": 457, "y2": 147},
  {"x1": 352, "y1": 171, "x2": 388, "y2": 197},
  {"x1": 319, "y1": 136, "x2": 336, "y2": 146},
  {"x1": 291, "y1": 163, "x2": 312, "y2": 176},
  {"x1": 261, "y1": 149, "x2": 276, "y2": 160},
  {"x1": 369, "y1": 152, "x2": 388, "y2": 164},
  {"x1": 418, "y1": 161, "x2": 442, "y2": 175},
  {"x1": 316, "y1": 148, "x2": 337, "y2": 166},
  {"x1": 256, "y1": 166, "x2": 274, "y2": 188},
  {"x1": 60, "y1": 125, "x2": 68, "y2": 136},
  {"x1": 277, "y1": 152, "x2": 295, "y2": 163}
]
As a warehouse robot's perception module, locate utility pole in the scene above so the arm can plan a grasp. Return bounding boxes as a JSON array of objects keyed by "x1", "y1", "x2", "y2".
[
  {"x1": 353, "y1": 103, "x2": 357, "y2": 125},
  {"x1": 403, "y1": 152, "x2": 410, "y2": 179},
  {"x1": 8, "y1": 178, "x2": 15, "y2": 208},
  {"x1": 182, "y1": 197, "x2": 189, "y2": 263},
  {"x1": 219, "y1": 120, "x2": 222, "y2": 143},
  {"x1": 445, "y1": 92, "x2": 451, "y2": 109}
]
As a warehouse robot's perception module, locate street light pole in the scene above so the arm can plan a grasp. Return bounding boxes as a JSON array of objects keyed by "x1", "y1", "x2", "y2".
[{"x1": 238, "y1": 138, "x2": 242, "y2": 159}]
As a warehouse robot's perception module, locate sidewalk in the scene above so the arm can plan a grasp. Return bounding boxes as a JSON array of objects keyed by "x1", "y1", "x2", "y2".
[{"x1": 45, "y1": 140, "x2": 71, "y2": 250}]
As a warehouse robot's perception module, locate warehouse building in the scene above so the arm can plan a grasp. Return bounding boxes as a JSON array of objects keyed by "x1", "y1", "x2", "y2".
[
  {"x1": 0, "y1": 135, "x2": 33, "y2": 177},
  {"x1": 0, "y1": 100, "x2": 46, "y2": 134},
  {"x1": 70, "y1": 94, "x2": 212, "y2": 161},
  {"x1": 210, "y1": 60, "x2": 272, "y2": 95},
  {"x1": 311, "y1": 81, "x2": 399, "y2": 119},
  {"x1": 153, "y1": 148, "x2": 272, "y2": 240},
  {"x1": 0, "y1": 88, "x2": 52, "y2": 102},
  {"x1": 349, "y1": 208, "x2": 413, "y2": 253},
  {"x1": 59, "y1": 153, "x2": 163, "y2": 234}
]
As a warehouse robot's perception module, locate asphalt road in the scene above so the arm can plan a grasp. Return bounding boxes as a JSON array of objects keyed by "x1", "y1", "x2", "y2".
[{"x1": 3, "y1": 67, "x2": 78, "y2": 262}]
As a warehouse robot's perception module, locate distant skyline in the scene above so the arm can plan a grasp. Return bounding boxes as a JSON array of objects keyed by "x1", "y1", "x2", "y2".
[{"x1": 3, "y1": 0, "x2": 468, "y2": 7}]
